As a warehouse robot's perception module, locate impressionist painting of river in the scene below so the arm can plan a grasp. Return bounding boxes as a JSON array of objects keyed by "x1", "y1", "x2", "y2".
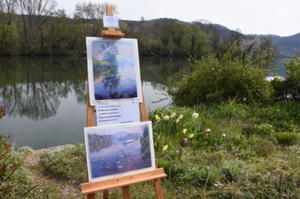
[
  {"x1": 84, "y1": 122, "x2": 155, "y2": 181},
  {"x1": 87, "y1": 37, "x2": 142, "y2": 104}
]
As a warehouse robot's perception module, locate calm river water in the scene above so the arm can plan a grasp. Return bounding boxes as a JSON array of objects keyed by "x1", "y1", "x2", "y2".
[{"x1": 0, "y1": 56, "x2": 187, "y2": 149}]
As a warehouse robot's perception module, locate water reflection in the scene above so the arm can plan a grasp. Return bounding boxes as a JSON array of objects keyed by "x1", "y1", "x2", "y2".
[{"x1": 0, "y1": 57, "x2": 87, "y2": 120}]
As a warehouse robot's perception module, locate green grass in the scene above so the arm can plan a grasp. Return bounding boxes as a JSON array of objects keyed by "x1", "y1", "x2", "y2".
[{"x1": 38, "y1": 100, "x2": 300, "y2": 198}]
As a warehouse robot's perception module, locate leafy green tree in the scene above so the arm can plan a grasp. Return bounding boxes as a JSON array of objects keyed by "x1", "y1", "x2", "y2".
[
  {"x1": 189, "y1": 24, "x2": 211, "y2": 57},
  {"x1": 0, "y1": 22, "x2": 19, "y2": 54}
]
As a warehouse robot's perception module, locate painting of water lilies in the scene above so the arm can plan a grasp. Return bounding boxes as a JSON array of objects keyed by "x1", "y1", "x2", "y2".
[
  {"x1": 86, "y1": 37, "x2": 142, "y2": 105},
  {"x1": 84, "y1": 121, "x2": 155, "y2": 182}
]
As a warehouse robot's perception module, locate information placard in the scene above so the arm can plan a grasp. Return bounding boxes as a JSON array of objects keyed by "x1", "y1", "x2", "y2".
[
  {"x1": 103, "y1": 15, "x2": 119, "y2": 28},
  {"x1": 96, "y1": 103, "x2": 140, "y2": 126}
]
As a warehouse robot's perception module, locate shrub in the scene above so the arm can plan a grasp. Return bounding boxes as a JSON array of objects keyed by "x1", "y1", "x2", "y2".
[
  {"x1": 242, "y1": 123, "x2": 274, "y2": 136},
  {"x1": 271, "y1": 57, "x2": 300, "y2": 101},
  {"x1": 170, "y1": 43, "x2": 273, "y2": 106},
  {"x1": 0, "y1": 136, "x2": 45, "y2": 199},
  {"x1": 40, "y1": 144, "x2": 87, "y2": 182},
  {"x1": 274, "y1": 132, "x2": 300, "y2": 146}
]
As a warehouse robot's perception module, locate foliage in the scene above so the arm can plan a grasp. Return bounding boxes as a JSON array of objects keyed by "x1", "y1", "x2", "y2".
[
  {"x1": 39, "y1": 144, "x2": 87, "y2": 182},
  {"x1": 0, "y1": 2, "x2": 275, "y2": 58},
  {"x1": 0, "y1": 109, "x2": 4, "y2": 118},
  {"x1": 271, "y1": 57, "x2": 300, "y2": 101},
  {"x1": 248, "y1": 100, "x2": 300, "y2": 132},
  {"x1": 242, "y1": 123, "x2": 274, "y2": 137},
  {"x1": 274, "y1": 132, "x2": 300, "y2": 146},
  {"x1": 0, "y1": 135, "x2": 57, "y2": 199},
  {"x1": 170, "y1": 43, "x2": 273, "y2": 106}
]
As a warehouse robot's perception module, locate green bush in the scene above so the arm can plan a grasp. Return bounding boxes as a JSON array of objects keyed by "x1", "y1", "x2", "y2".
[
  {"x1": 40, "y1": 144, "x2": 87, "y2": 182},
  {"x1": 271, "y1": 57, "x2": 300, "y2": 101},
  {"x1": 0, "y1": 136, "x2": 54, "y2": 199},
  {"x1": 242, "y1": 123, "x2": 274, "y2": 136},
  {"x1": 170, "y1": 43, "x2": 273, "y2": 106},
  {"x1": 274, "y1": 132, "x2": 300, "y2": 146}
]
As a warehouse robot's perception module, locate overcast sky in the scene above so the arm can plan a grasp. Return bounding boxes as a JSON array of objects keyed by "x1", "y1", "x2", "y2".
[{"x1": 57, "y1": 0, "x2": 300, "y2": 36}]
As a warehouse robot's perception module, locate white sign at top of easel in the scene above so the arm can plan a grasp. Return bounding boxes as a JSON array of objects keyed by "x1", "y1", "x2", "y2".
[{"x1": 103, "y1": 15, "x2": 119, "y2": 28}]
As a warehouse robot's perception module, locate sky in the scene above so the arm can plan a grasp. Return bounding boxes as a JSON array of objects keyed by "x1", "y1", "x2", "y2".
[{"x1": 57, "y1": 0, "x2": 300, "y2": 36}]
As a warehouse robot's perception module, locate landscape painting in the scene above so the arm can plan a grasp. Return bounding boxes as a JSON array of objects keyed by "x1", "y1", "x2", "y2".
[
  {"x1": 84, "y1": 121, "x2": 155, "y2": 182},
  {"x1": 86, "y1": 37, "x2": 142, "y2": 105}
]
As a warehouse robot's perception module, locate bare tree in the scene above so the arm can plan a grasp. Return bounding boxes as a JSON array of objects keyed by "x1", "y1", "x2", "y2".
[
  {"x1": 74, "y1": 1, "x2": 104, "y2": 19},
  {"x1": 17, "y1": 0, "x2": 56, "y2": 16},
  {"x1": 74, "y1": 1, "x2": 117, "y2": 20},
  {"x1": 0, "y1": 0, "x2": 17, "y2": 13},
  {"x1": 16, "y1": 0, "x2": 57, "y2": 52}
]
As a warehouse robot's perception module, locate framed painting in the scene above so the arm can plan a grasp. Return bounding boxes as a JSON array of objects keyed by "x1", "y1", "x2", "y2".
[
  {"x1": 86, "y1": 37, "x2": 143, "y2": 105},
  {"x1": 84, "y1": 121, "x2": 155, "y2": 182}
]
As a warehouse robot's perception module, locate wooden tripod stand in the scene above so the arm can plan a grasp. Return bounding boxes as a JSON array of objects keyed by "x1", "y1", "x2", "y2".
[{"x1": 80, "y1": 6, "x2": 167, "y2": 199}]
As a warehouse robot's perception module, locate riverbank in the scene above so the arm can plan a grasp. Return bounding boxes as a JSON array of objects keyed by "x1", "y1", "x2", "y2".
[{"x1": 1, "y1": 100, "x2": 300, "y2": 198}]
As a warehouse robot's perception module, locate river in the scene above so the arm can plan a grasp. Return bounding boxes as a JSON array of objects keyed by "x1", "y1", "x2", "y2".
[{"x1": 0, "y1": 56, "x2": 187, "y2": 149}]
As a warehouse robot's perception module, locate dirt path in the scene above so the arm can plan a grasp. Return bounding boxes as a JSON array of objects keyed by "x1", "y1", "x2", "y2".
[{"x1": 24, "y1": 145, "x2": 84, "y2": 199}]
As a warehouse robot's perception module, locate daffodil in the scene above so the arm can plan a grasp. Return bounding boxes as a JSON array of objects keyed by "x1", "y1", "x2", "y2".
[
  {"x1": 163, "y1": 115, "x2": 170, "y2": 120},
  {"x1": 188, "y1": 134, "x2": 194, "y2": 138},
  {"x1": 171, "y1": 112, "x2": 176, "y2": 118},
  {"x1": 176, "y1": 119, "x2": 180, "y2": 123},
  {"x1": 192, "y1": 112, "x2": 199, "y2": 119},
  {"x1": 182, "y1": 128, "x2": 187, "y2": 134},
  {"x1": 155, "y1": 114, "x2": 161, "y2": 121},
  {"x1": 162, "y1": 145, "x2": 168, "y2": 151},
  {"x1": 178, "y1": 114, "x2": 184, "y2": 120}
]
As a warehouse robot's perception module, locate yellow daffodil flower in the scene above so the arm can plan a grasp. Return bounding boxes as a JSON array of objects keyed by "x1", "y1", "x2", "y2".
[
  {"x1": 155, "y1": 114, "x2": 161, "y2": 121},
  {"x1": 162, "y1": 145, "x2": 168, "y2": 151}
]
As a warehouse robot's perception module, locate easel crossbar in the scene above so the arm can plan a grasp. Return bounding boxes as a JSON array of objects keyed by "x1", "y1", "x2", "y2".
[{"x1": 81, "y1": 168, "x2": 167, "y2": 194}]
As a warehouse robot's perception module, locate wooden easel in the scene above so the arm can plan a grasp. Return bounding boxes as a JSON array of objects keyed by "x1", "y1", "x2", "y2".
[{"x1": 80, "y1": 6, "x2": 167, "y2": 199}]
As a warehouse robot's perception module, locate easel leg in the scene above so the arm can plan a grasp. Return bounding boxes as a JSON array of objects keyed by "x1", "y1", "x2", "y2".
[
  {"x1": 154, "y1": 179, "x2": 164, "y2": 199},
  {"x1": 122, "y1": 186, "x2": 131, "y2": 199},
  {"x1": 103, "y1": 190, "x2": 109, "y2": 199},
  {"x1": 87, "y1": 193, "x2": 96, "y2": 199}
]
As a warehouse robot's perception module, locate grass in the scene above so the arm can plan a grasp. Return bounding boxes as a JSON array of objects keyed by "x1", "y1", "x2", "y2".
[{"x1": 36, "y1": 100, "x2": 300, "y2": 198}]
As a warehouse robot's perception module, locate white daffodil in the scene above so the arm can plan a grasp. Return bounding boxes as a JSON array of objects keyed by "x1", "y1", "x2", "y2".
[
  {"x1": 163, "y1": 115, "x2": 170, "y2": 120},
  {"x1": 192, "y1": 112, "x2": 199, "y2": 119}
]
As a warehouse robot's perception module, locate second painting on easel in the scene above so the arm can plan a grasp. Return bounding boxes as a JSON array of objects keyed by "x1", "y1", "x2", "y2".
[
  {"x1": 86, "y1": 37, "x2": 142, "y2": 105},
  {"x1": 84, "y1": 121, "x2": 155, "y2": 182}
]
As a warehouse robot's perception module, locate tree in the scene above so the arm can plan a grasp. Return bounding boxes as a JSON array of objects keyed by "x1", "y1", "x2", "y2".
[
  {"x1": 74, "y1": 1, "x2": 106, "y2": 20},
  {"x1": 16, "y1": 0, "x2": 57, "y2": 53},
  {"x1": 189, "y1": 24, "x2": 211, "y2": 57},
  {"x1": 0, "y1": 0, "x2": 17, "y2": 13}
]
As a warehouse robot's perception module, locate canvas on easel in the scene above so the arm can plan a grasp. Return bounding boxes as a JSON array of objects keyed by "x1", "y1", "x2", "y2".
[
  {"x1": 81, "y1": 5, "x2": 167, "y2": 199},
  {"x1": 84, "y1": 122, "x2": 155, "y2": 182},
  {"x1": 86, "y1": 37, "x2": 143, "y2": 105}
]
